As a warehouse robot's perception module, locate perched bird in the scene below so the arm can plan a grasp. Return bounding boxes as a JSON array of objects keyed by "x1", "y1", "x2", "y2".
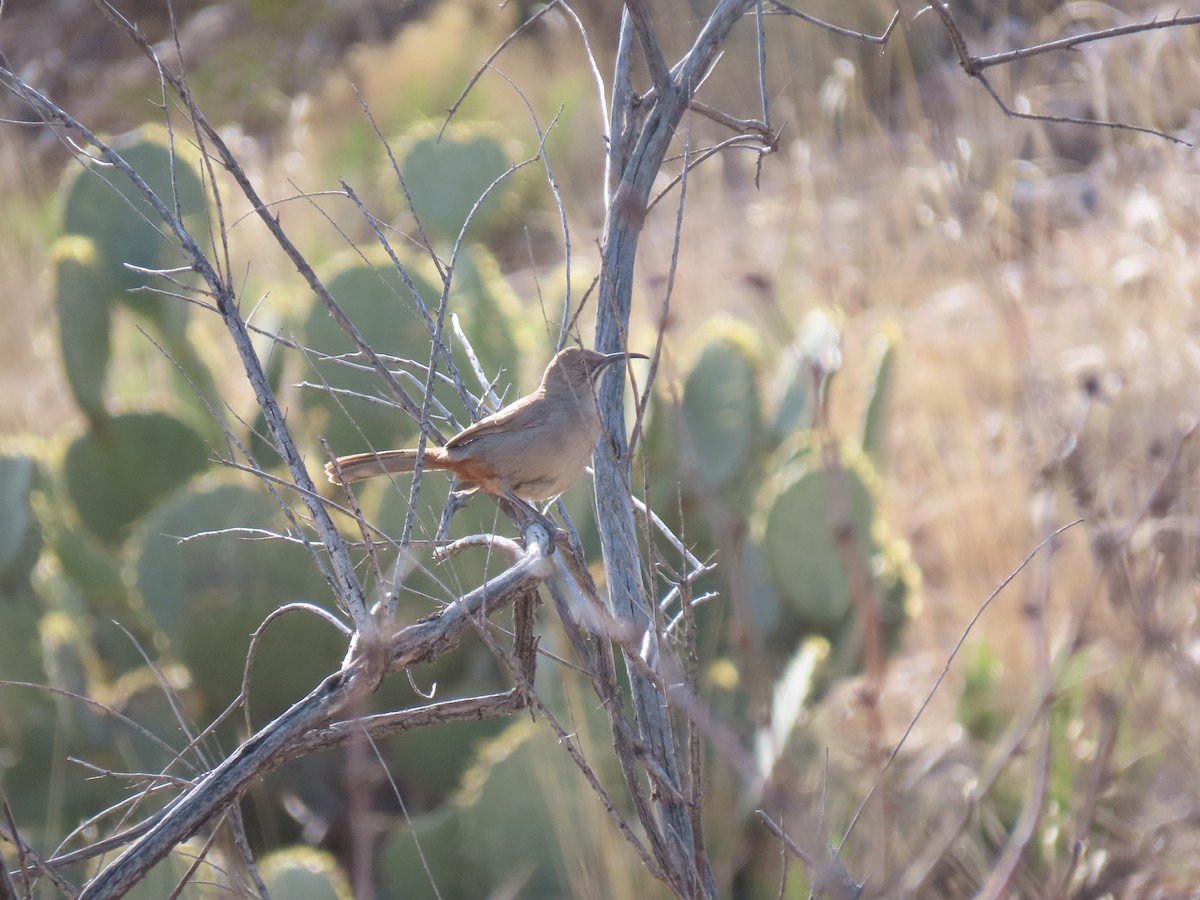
[{"x1": 325, "y1": 347, "x2": 646, "y2": 501}]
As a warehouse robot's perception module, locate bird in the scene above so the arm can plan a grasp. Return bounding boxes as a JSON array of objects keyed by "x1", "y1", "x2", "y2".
[{"x1": 325, "y1": 347, "x2": 647, "y2": 501}]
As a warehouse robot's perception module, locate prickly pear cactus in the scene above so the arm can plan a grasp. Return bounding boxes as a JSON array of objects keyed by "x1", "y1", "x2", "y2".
[
  {"x1": 59, "y1": 130, "x2": 206, "y2": 327},
  {"x1": 449, "y1": 245, "x2": 524, "y2": 382},
  {"x1": 861, "y1": 328, "x2": 897, "y2": 464},
  {"x1": 681, "y1": 325, "x2": 763, "y2": 491},
  {"x1": 380, "y1": 720, "x2": 579, "y2": 898},
  {"x1": 63, "y1": 412, "x2": 208, "y2": 544},
  {"x1": 760, "y1": 459, "x2": 877, "y2": 633},
  {"x1": 0, "y1": 454, "x2": 41, "y2": 594},
  {"x1": 396, "y1": 122, "x2": 515, "y2": 241},
  {"x1": 55, "y1": 130, "x2": 221, "y2": 437},
  {"x1": 53, "y1": 236, "x2": 113, "y2": 423},
  {"x1": 259, "y1": 848, "x2": 353, "y2": 900},
  {"x1": 379, "y1": 807, "x2": 469, "y2": 900},
  {"x1": 133, "y1": 483, "x2": 343, "y2": 718},
  {"x1": 299, "y1": 255, "x2": 441, "y2": 455}
]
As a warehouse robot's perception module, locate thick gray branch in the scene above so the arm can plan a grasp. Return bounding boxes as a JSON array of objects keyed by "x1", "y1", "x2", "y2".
[{"x1": 591, "y1": 2, "x2": 755, "y2": 895}]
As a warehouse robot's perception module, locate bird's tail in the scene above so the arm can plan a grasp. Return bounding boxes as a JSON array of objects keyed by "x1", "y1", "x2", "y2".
[{"x1": 324, "y1": 448, "x2": 446, "y2": 484}]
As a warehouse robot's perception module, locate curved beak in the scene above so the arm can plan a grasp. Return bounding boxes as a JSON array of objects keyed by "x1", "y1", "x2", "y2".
[
  {"x1": 589, "y1": 351, "x2": 647, "y2": 386},
  {"x1": 597, "y1": 351, "x2": 649, "y2": 372}
]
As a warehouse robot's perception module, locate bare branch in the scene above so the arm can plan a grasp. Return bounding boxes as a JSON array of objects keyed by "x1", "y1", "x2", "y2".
[
  {"x1": 928, "y1": 0, "x2": 1195, "y2": 146},
  {"x1": 625, "y1": 0, "x2": 673, "y2": 95},
  {"x1": 973, "y1": 12, "x2": 1200, "y2": 71},
  {"x1": 756, "y1": 811, "x2": 862, "y2": 900},
  {"x1": 765, "y1": 1, "x2": 899, "y2": 45}
]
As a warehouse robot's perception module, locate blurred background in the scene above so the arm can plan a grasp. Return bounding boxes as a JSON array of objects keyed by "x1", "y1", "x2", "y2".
[{"x1": 2, "y1": 0, "x2": 1200, "y2": 896}]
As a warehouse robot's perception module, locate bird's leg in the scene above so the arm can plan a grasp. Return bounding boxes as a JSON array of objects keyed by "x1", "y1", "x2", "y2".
[{"x1": 502, "y1": 490, "x2": 559, "y2": 539}]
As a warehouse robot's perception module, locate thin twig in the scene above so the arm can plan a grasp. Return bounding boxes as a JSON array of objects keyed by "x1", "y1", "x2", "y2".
[{"x1": 839, "y1": 519, "x2": 1084, "y2": 856}]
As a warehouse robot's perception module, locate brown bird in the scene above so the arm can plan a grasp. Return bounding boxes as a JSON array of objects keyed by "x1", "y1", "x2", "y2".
[{"x1": 325, "y1": 347, "x2": 647, "y2": 501}]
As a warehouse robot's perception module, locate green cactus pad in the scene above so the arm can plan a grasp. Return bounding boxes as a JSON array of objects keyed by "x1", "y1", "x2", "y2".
[
  {"x1": 398, "y1": 123, "x2": 514, "y2": 241},
  {"x1": 771, "y1": 347, "x2": 813, "y2": 441},
  {"x1": 682, "y1": 331, "x2": 762, "y2": 488},
  {"x1": 53, "y1": 236, "x2": 114, "y2": 422},
  {"x1": 762, "y1": 462, "x2": 877, "y2": 631},
  {"x1": 299, "y1": 257, "x2": 441, "y2": 454},
  {"x1": 861, "y1": 329, "x2": 897, "y2": 463},
  {"x1": 379, "y1": 807, "x2": 469, "y2": 900},
  {"x1": 0, "y1": 455, "x2": 38, "y2": 584},
  {"x1": 133, "y1": 484, "x2": 344, "y2": 716},
  {"x1": 449, "y1": 245, "x2": 522, "y2": 382},
  {"x1": 259, "y1": 848, "x2": 352, "y2": 900},
  {"x1": 64, "y1": 412, "x2": 208, "y2": 544},
  {"x1": 60, "y1": 132, "x2": 206, "y2": 326}
]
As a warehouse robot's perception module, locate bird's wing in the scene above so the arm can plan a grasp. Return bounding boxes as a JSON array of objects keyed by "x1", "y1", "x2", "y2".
[{"x1": 444, "y1": 395, "x2": 543, "y2": 450}]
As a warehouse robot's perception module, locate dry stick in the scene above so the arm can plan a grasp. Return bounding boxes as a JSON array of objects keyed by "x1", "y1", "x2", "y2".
[
  {"x1": 138, "y1": 324, "x2": 346, "y2": 624},
  {"x1": 0, "y1": 681, "x2": 186, "y2": 774},
  {"x1": 756, "y1": 812, "x2": 862, "y2": 900},
  {"x1": 225, "y1": 801, "x2": 270, "y2": 900},
  {"x1": 161, "y1": 0, "x2": 236, "y2": 294},
  {"x1": 110, "y1": 615, "x2": 215, "y2": 773},
  {"x1": 484, "y1": 67, "x2": 573, "y2": 349},
  {"x1": 765, "y1": 1, "x2": 899, "y2": 45},
  {"x1": 754, "y1": 0, "x2": 770, "y2": 130},
  {"x1": 604, "y1": 10, "x2": 637, "y2": 211},
  {"x1": 646, "y1": 131, "x2": 777, "y2": 218},
  {"x1": 681, "y1": 573, "x2": 708, "y2": 886},
  {"x1": 972, "y1": 12, "x2": 1200, "y2": 71},
  {"x1": 927, "y1": 0, "x2": 1193, "y2": 146},
  {"x1": 976, "y1": 487, "x2": 1059, "y2": 899},
  {"x1": 445, "y1": 39, "x2": 577, "y2": 345},
  {"x1": 346, "y1": 704, "x2": 375, "y2": 900},
  {"x1": 629, "y1": 119, "x2": 688, "y2": 458},
  {"x1": 353, "y1": 85, "x2": 445, "y2": 283},
  {"x1": 45, "y1": 793, "x2": 175, "y2": 872},
  {"x1": 240, "y1": 601, "x2": 352, "y2": 734},
  {"x1": 0, "y1": 844, "x2": 17, "y2": 900},
  {"x1": 560, "y1": 0, "x2": 613, "y2": 188},
  {"x1": 1, "y1": 797, "x2": 77, "y2": 899},
  {"x1": 556, "y1": 530, "x2": 838, "y2": 892},
  {"x1": 594, "y1": 4, "x2": 761, "y2": 896},
  {"x1": 286, "y1": 692, "x2": 521, "y2": 759},
  {"x1": 358, "y1": 726, "x2": 446, "y2": 900},
  {"x1": 3, "y1": 798, "x2": 35, "y2": 900},
  {"x1": 87, "y1": 0, "x2": 430, "y2": 446},
  {"x1": 301, "y1": 177, "x2": 452, "y2": 607},
  {"x1": 840, "y1": 513, "x2": 1084, "y2": 859},
  {"x1": 897, "y1": 601, "x2": 1090, "y2": 897},
  {"x1": 687, "y1": 100, "x2": 777, "y2": 146},
  {"x1": 880, "y1": 522, "x2": 1089, "y2": 896},
  {"x1": 330, "y1": 179, "x2": 454, "y2": 385},
  {"x1": 629, "y1": 120, "x2": 688, "y2": 652},
  {"x1": 167, "y1": 817, "x2": 223, "y2": 900},
  {"x1": 438, "y1": 1, "x2": 561, "y2": 140},
  {"x1": 511, "y1": 585, "x2": 541, "y2": 700},
  {"x1": 625, "y1": 0, "x2": 673, "y2": 93},
  {"x1": 752, "y1": 0, "x2": 772, "y2": 185}
]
